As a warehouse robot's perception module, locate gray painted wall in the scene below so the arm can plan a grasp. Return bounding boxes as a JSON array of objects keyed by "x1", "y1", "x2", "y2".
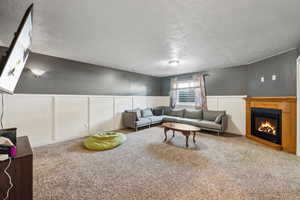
[
  {"x1": 1, "y1": 47, "x2": 297, "y2": 97},
  {"x1": 246, "y1": 49, "x2": 298, "y2": 97},
  {"x1": 0, "y1": 47, "x2": 162, "y2": 96},
  {"x1": 161, "y1": 49, "x2": 298, "y2": 97},
  {"x1": 161, "y1": 66, "x2": 248, "y2": 96}
]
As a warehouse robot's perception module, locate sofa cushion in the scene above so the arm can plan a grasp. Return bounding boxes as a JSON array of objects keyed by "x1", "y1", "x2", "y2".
[
  {"x1": 198, "y1": 120, "x2": 222, "y2": 130},
  {"x1": 184, "y1": 109, "x2": 203, "y2": 120},
  {"x1": 162, "y1": 107, "x2": 172, "y2": 115},
  {"x1": 203, "y1": 110, "x2": 225, "y2": 121},
  {"x1": 152, "y1": 107, "x2": 163, "y2": 116},
  {"x1": 136, "y1": 118, "x2": 151, "y2": 127},
  {"x1": 148, "y1": 116, "x2": 163, "y2": 123},
  {"x1": 177, "y1": 118, "x2": 202, "y2": 127},
  {"x1": 162, "y1": 116, "x2": 180, "y2": 123},
  {"x1": 170, "y1": 109, "x2": 184, "y2": 118},
  {"x1": 142, "y1": 108, "x2": 153, "y2": 117}
]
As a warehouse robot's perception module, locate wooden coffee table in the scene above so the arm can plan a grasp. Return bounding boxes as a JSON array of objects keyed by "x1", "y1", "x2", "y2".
[{"x1": 162, "y1": 122, "x2": 201, "y2": 147}]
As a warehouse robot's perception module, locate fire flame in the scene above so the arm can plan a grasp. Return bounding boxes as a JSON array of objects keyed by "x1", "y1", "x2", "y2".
[{"x1": 258, "y1": 121, "x2": 276, "y2": 135}]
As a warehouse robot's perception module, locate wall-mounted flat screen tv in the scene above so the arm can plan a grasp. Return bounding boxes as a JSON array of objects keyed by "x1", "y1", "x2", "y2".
[{"x1": 0, "y1": 4, "x2": 33, "y2": 94}]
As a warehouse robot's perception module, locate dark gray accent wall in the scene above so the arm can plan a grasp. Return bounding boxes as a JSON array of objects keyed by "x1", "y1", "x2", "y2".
[
  {"x1": 246, "y1": 49, "x2": 298, "y2": 97},
  {"x1": 0, "y1": 47, "x2": 162, "y2": 96},
  {"x1": 1, "y1": 47, "x2": 297, "y2": 97},
  {"x1": 161, "y1": 66, "x2": 248, "y2": 96},
  {"x1": 161, "y1": 49, "x2": 298, "y2": 97}
]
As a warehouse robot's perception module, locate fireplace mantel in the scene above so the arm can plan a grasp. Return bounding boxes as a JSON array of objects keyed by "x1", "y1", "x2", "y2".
[{"x1": 244, "y1": 96, "x2": 296, "y2": 154}]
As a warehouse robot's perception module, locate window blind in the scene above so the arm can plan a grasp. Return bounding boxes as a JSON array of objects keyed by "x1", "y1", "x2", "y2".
[{"x1": 178, "y1": 88, "x2": 195, "y2": 103}]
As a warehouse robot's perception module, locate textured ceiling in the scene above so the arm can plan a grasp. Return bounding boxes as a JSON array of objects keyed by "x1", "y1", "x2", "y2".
[{"x1": 0, "y1": 0, "x2": 300, "y2": 77}]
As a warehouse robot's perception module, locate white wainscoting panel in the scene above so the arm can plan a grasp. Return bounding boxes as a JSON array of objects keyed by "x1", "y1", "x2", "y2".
[
  {"x1": 3, "y1": 94, "x2": 54, "y2": 147},
  {"x1": 132, "y1": 96, "x2": 147, "y2": 109},
  {"x1": 54, "y1": 96, "x2": 89, "y2": 141},
  {"x1": 0, "y1": 94, "x2": 244, "y2": 146},
  {"x1": 146, "y1": 96, "x2": 157, "y2": 108},
  {"x1": 114, "y1": 96, "x2": 133, "y2": 129},
  {"x1": 89, "y1": 96, "x2": 114, "y2": 134},
  {"x1": 147, "y1": 96, "x2": 169, "y2": 108},
  {"x1": 207, "y1": 96, "x2": 218, "y2": 110},
  {"x1": 157, "y1": 96, "x2": 170, "y2": 107},
  {"x1": 218, "y1": 96, "x2": 246, "y2": 135}
]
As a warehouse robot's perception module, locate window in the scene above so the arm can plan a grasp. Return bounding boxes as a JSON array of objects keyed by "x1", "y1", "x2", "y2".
[{"x1": 177, "y1": 80, "x2": 196, "y2": 104}]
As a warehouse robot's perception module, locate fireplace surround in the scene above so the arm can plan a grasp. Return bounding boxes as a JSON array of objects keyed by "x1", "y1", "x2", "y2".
[
  {"x1": 245, "y1": 97, "x2": 296, "y2": 154},
  {"x1": 251, "y1": 108, "x2": 281, "y2": 145}
]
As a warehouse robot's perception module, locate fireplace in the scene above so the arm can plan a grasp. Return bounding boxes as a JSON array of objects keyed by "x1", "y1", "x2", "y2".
[
  {"x1": 245, "y1": 97, "x2": 296, "y2": 153},
  {"x1": 251, "y1": 108, "x2": 282, "y2": 145}
]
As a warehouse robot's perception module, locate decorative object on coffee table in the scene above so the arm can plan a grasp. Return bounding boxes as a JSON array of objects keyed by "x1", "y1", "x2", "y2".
[{"x1": 162, "y1": 122, "x2": 201, "y2": 147}]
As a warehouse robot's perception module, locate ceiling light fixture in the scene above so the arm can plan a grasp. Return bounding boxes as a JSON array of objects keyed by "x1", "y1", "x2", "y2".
[
  {"x1": 30, "y1": 68, "x2": 46, "y2": 77},
  {"x1": 168, "y1": 60, "x2": 180, "y2": 67}
]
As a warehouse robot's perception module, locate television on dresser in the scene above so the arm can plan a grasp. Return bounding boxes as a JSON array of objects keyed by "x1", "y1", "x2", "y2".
[{"x1": 0, "y1": 4, "x2": 33, "y2": 94}]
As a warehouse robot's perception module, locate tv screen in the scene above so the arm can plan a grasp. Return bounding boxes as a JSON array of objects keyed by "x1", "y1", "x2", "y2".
[{"x1": 0, "y1": 4, "x2": 33, "y2": 94}]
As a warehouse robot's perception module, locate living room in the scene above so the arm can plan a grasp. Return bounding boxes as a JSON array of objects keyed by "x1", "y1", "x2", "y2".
[{"x1": 0, "y1": 1, "x2": 300, "y2": 200}]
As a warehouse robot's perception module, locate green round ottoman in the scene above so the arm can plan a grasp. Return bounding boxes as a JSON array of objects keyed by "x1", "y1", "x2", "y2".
[{"x1": 84, "y1": 132, "x2": 126, "y2": 151}]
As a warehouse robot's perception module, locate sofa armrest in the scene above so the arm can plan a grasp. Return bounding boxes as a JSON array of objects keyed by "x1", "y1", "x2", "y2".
[
  {"x1": 122, "y1": 112, "x2": 137, "y2": 129},
  {"x1": 220, "y1": 114, "x2": 228, "y2": 133}
]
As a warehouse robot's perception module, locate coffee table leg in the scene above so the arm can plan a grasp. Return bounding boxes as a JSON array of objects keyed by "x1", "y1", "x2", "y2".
[
  {"x1": 186, "y1": 135, "x2": 189, "y2": 147},
  {"x1": 193, "y1": 131, "x2": 196, "y2": 143},
  {"x1": 164, "y1": 128, "x2": 168, "y2": 142},
  {"x1": 173, "y1": 130, "x2": 175, "y2": 137}
]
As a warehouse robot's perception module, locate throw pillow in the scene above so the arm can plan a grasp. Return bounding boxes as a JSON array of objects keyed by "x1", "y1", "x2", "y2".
[
  {"x1": 215, "y1": 114, "x2": 224, "y2": 124},
  {"x1": 135, "y1": 109, "x2": 142, "y2": 120},
  {"x1": 152, "y1": 108, "x2": 163, "y2": 116},
  {"x1": 142, "y1": 108, "x2": 154, "y2": 117}
]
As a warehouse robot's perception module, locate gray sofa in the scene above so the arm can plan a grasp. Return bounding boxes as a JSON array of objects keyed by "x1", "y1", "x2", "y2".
[{"x1": 122, "y1": 106, "x2": 228, "y2": 135}]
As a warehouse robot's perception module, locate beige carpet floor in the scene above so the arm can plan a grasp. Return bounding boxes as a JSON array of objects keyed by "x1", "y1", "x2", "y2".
[{"x1": 33, "y1": 127, "x2": 300, "y2": 200}]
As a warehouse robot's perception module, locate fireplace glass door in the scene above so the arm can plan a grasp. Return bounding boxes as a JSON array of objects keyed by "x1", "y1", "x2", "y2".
[{"x1": 251, "y1": 108, "x2": 281, "y2": 145}]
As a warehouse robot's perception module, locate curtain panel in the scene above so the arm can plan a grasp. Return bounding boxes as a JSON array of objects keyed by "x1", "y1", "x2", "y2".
[
  {"x1": 169, "y1": 77, "x2": 178, "y2": 109},
  {"x1": 193, "y1": 73, "x2": 207, "y2": 110}
]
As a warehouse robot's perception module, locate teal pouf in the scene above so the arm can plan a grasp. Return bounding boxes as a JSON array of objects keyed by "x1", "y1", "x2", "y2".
[{"x1": 84, "y1": 132, "x2": 126, "y2": 151}]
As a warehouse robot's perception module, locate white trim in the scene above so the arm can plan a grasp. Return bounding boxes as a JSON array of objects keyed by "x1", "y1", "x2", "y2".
[
  {"x1": 246, "y1": 48, "x2": 297, "y2": 65},
  {"x1": 296, "y1": 56, "x2": 300, "y2": 156},
  {"x1": 207, "y1": 95, "x2": 247, "y2": 98}
]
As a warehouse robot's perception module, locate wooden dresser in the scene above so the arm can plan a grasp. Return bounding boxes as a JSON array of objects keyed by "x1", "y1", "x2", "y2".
[{"x1": 0, "y1": 136, "x2": 33, "y2": 200}]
